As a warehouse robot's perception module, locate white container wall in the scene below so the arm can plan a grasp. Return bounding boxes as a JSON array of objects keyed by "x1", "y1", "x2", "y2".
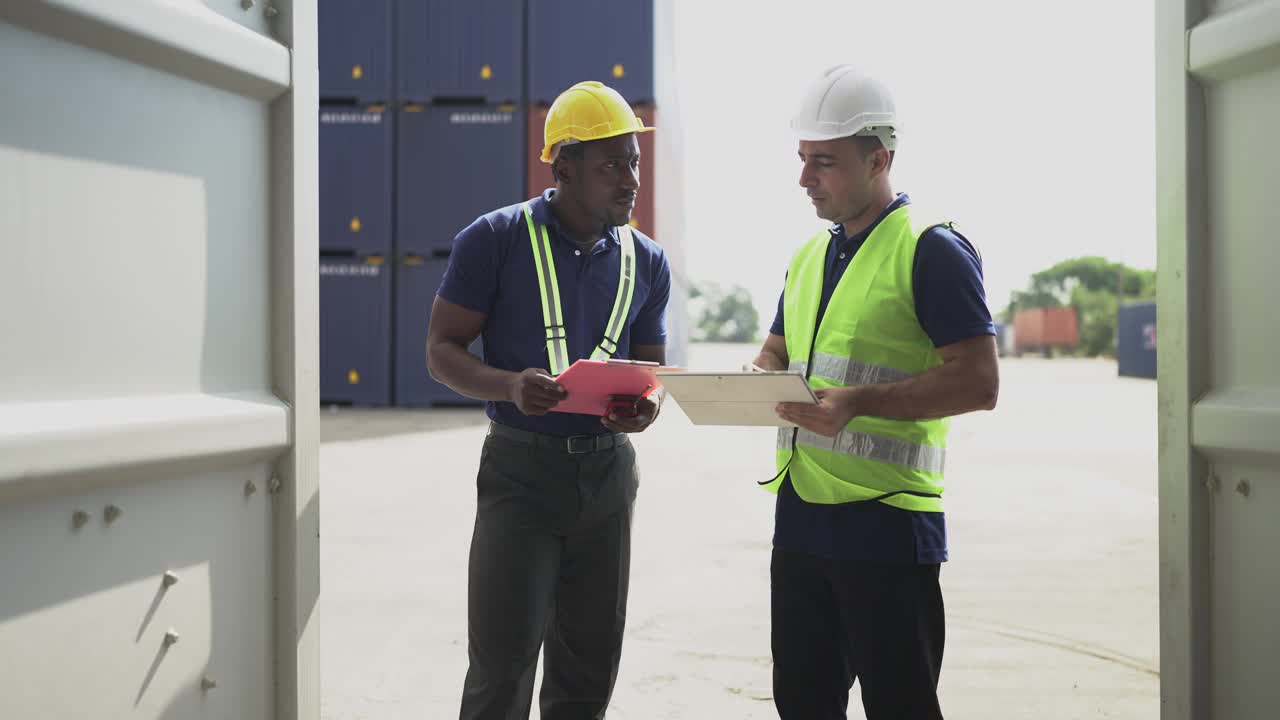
[
  {"x1": 654, "y1": 0, "x2": 689, "y2": 366},
  {"x1": 0, "y1": 1, "x2": 319, "y2": 719},
  {"x1": 1157, "y1": 0, "x2": 1280, "y2": 717}
]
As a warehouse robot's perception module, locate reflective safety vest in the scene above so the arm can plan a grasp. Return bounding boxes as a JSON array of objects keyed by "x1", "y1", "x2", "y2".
[
  {"x1": 522, "y1": 202, "x2": 637, "y2": 375},
  {"x1": 767, "y1": 203, "x2": 950, "y2": 513}
]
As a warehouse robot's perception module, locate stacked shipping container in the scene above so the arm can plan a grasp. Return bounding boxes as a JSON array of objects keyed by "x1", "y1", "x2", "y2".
[
  {"x1": 319, "y1": 0, "x2": 396, "y2": 406},
  {"x1": 1117, "y1": 301, "x2": 1157, "y2": 379},
  {"x1": 319, "y1": 0, "x2": 658, "y2": 407}
]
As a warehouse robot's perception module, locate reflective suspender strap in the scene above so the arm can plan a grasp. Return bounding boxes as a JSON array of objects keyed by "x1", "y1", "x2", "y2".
[
  {"x1": 590, "y1": 224, "x2": 637, "y2": 361},
  {"x1": 523, "y1": 202, "x2": 639, "y2": 374},
  {"x1": 523, "y1": 203, "x2": 571, "y2": 375}
]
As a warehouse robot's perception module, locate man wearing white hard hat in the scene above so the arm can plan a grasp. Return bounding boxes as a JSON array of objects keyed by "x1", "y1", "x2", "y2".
[{"x1": 754, "y1": 65, "x2": 1000, "y2": 719}]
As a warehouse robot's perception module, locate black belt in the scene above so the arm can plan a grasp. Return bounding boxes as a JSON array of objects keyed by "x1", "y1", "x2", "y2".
[{"x1": 487, "y1": 422, "x2": 629, "y2": 455}]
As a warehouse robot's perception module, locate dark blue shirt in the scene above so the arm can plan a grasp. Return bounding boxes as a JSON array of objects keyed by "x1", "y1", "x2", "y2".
[
  {"x1": 770, "y1": 193, "x2": 994, "y2": 564},
  {"x1": 437, "y1": 190, "x2": 671, "y2": 436}
]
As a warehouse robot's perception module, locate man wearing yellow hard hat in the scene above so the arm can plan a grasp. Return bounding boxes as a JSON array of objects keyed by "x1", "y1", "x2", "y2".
[{"x1": 425, "y1": 81, "x2": 671, "y2": 719}]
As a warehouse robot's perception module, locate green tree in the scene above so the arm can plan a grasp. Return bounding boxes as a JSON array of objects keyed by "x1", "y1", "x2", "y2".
[
  {"x1": 1005, "y1": 257, "x2": 1155, "y2": 357},
  {"x1": 688, "y1": 283, "x2": 761, "y2": 343},
  {"x1": 1072, "y1": 285, "x2": 1119, "y2": 357}
]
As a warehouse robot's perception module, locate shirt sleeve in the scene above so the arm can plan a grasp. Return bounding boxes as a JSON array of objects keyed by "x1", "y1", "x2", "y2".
[
  {"x1": 630, "y1": 245, "x2": 671, "y2": 345},
  {"x1": 912, "y1": 227, "x2": 996, "y2": 348},
  {"x1": 436, "y1": 216, "x2": 499, "y2": 315},
  {"x1": 770, "y1": 285, "x2": 786, "y2": 337}
]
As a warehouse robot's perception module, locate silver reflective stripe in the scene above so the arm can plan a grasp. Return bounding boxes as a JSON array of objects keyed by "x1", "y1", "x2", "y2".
[
  {"x1": 810, "y1": 353, "x2": 911, "y2": 386},
  {"x1": 776, "y1": 427, "x2": 794, "y2": 451},
  {"x1": 795, "y1": 428, "x2": 945, "y2": 474},
  {"x1": 789, "y1": 360, "x2": 808, "y2": 375}
]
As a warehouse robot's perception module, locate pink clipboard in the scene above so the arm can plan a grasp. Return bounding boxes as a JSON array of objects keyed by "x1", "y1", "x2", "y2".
[{"x1": 550, "y1": 359, "x2": 678, "y2": 416}]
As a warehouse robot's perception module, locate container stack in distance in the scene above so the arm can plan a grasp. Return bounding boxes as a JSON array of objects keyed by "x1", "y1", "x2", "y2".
[{"x1": 318, "y1": 0, "x2": 657, "y2": 408}]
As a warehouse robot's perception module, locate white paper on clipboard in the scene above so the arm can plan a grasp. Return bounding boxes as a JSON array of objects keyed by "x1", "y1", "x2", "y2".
[{"x1": 655, "y1": 370, "x2": 818, "y2": 426}]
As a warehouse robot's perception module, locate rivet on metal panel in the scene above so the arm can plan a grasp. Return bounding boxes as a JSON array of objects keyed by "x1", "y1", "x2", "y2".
[
  {"x1": 1205, "y1": 474, "x2": 1221, "y2": 493},
  {"x1": 269, "y1": 475, "x2": 282, "y2": 494},
  {"x1": 1235, "y1": 479, "x2": 1251, "y2": 497},
  {"x1": 245, "y1": 480, "x2": 258, "y2": 497},
  {"x1": 201, "y1": 676, "x2": 217, "y2": 692},
  {"x1": 72, "y1": 510, "x2": 91, "y2": 530},
  {"x1": 163, "y1": 629, "x2": 180, "y2": 647},
  {"x1": 162, "y1": 571, "x2": 179, "y2": 589},
  {"x1": 240, "y1": 0, "x2": 254, "y2": 10},
  {"x1": 265, "y1": 4, "x2": 280, "y2": 19},
  {"x1": 104, "y1": 505, "x2": 123, "y2": 524}
]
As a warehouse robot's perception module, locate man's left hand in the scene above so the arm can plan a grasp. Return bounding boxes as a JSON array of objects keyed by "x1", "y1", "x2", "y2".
[
  {"x1": 602, "y1": 394, "x2": 661, "y2": 433},
  {"x1": 776, "y1": 387, "x2": 856, "y2": 437}
]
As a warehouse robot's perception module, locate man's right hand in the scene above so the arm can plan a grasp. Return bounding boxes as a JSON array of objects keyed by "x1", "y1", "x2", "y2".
[{"x1": 507, "y1": 368, "x2": 568, "y2": 416}]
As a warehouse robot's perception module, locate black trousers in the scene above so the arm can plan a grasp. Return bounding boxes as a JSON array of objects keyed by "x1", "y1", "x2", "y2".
[
  {"x1": 771, "y1": 547, "x2": 945, "y2": 720},
  {"x1": 459, "y1": 428, "x2": 638, "y2": 720}
]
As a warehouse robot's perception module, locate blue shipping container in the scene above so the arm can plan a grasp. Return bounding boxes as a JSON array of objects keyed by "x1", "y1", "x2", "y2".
[
  {"x1": 397, "y1": 0, "x2": 523, "y2": 103},
  {"x1": 1118, "y1": 301, "x2": 1157, "y2": 379},
  {"x1": 321, "y1": 256, "x2": 393, "y2": 405},
  {"x1": 320, "y1": 106, "x2": 393, "y2": 254},
  {"x1": 528, "y1": 0, "x2": 654, "y2": 104},
  {"x1": 319, "y1": 0, "x2": 394, "y2": 102},
  {"x1": 396, "y1": 104, "x2": 525, "y2": 255},
  {"x1": 395, "y1": 257, "x2": 483, "y2": 407}
]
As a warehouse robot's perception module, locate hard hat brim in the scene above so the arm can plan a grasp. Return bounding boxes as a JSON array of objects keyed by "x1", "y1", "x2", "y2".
[{"x1": 540, "y1": 125, "x2": 655, "y2": 164}]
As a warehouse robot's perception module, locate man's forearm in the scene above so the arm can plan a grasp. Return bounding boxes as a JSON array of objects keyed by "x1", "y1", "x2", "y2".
[
  {"x1": 754, "y1": 350, "x2": 788, "y2": 371},
  {"x1": 843, "y1": 358, "x2": 998, "y2": 421},
  {"x1": 427, "y1": 341, "x2": 518, "y2": 402}
]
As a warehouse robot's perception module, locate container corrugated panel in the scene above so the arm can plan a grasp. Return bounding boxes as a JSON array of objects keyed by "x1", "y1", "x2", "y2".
[
  {"x1": 1117, "y1": 301, "x2": 1157, "y2": 379},
  {"x1": 321, "y1": 256, "x2": 393, "y2": 405},
  {"x1": 525, "y1": 103, "x2": 656, "y2": 238},
  {"x1": 396, "y1": 104, "x2": 525, "y2": 255},
  {"x1": 1014, "y1": 306, "x2": 1079, "y2": 350},
  {"x1": 320, "y1": 106, "x2": 393, "y2": 254},
  {"x1": 528, "y1": 0, "x2": 654, "y2": 104},
  {"x1": 397, "y1": 0, "x2": 522, "y2": 103},
  {"x1": 395, "y1": 256, "x2": 483, "y2": 407},
  {"x1": 319, "y1": 0, "x2": 393, "y2": 102}
]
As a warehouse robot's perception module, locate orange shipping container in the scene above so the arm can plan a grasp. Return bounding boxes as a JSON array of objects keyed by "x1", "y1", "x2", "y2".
[
  {"x1": 1013, "y1": 306, "x2": 1079, "y2": 350},
  {"x1": 526, "y1": 103, "x2": 656, "y2": 239}
]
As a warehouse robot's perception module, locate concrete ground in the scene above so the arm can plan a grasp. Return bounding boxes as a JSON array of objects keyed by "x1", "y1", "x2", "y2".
[{"x1": 320, "y1": 344, "x2": 1158, "y2": 719}]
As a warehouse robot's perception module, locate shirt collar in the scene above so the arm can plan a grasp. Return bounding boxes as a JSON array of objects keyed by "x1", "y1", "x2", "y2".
[
  {"x1": 531, "y1": 189, "x2": 620, "y2": 249},
  {"x1": 829, "y1": 192, "x2": 911, "y2": 246}
]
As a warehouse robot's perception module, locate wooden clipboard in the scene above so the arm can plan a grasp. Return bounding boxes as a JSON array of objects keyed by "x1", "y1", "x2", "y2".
[{"x1": 655, "y1": 370, "x2": 818, "y2": 427}]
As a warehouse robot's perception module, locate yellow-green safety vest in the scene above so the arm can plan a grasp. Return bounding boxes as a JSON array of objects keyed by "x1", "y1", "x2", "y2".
[{"x1": 767, "y1": 203, "x2": 951, "y2": 513}]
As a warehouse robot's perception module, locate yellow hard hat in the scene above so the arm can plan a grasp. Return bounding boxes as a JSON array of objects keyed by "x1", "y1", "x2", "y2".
[{"x1": 541, "y1": 81, "x2": 654, "y2": 163}]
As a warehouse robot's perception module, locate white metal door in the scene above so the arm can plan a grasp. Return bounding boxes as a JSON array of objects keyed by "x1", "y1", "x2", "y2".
[
  {"x1": 1157, "y1": 1, "x2": 1280, "y2": 717},
  {"x1": 0, "y1": 1, "x2": 318, "y2": 718}
]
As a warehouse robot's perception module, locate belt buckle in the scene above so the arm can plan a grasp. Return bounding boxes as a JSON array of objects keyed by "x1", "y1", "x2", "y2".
[{"x1": 566, "y1": 435, "x2": 596, "y2": 454}]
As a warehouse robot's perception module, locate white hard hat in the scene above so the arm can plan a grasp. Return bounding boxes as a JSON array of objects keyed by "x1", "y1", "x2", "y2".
[{"x1": 791, "y1": 64, "x2": 898, "y2": 150}]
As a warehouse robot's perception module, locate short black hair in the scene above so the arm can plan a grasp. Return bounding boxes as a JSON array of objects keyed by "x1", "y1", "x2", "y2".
[
  {"x1": 551, "y1": 141, "x2": 586, "y2": 182},
  {"x1": 851, "y1": 135, "x2": 895, "y2": 168}
]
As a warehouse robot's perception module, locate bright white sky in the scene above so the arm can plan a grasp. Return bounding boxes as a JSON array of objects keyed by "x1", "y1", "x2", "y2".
[{"x1": 664, "y1": 0, "x2": 1155, "y2": 333}]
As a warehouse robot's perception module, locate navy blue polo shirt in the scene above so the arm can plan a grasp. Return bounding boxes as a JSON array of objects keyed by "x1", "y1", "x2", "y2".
[
  {"x1": 771, "y1": 193, "x2": 994, "y2": 564},
  {"x1": 437, "y1": 189, "x2": 671, "y2": 436}
]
